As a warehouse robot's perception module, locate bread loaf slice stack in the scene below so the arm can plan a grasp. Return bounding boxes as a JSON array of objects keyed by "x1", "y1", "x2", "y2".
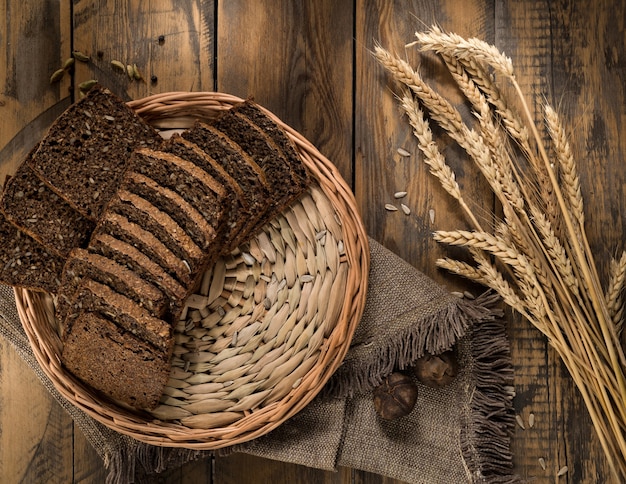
[{"x1": 0, "y1": 86, "x2": 311, "y2": 410}]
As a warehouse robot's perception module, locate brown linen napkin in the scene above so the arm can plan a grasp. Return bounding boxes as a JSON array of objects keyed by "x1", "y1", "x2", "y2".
[{"x1": 0, "y1": 237, "x2": 518, "y2": 483}]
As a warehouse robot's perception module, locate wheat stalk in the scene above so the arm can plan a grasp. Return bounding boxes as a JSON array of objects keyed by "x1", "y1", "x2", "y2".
[{"x1": 377, "y1": 26, "x2": 626, "y2": 481}]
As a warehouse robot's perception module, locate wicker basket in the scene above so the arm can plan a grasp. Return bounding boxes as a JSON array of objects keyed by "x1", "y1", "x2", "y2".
[{"x1": 14, "y1": 92, "x2": 369, "y2": 449}]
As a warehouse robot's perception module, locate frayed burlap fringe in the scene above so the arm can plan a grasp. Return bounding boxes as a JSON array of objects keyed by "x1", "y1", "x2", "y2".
[
  {"x1": 325, "y1": 239, "x2": 501, "y2": 399},
  {"x1": 461, "y1": 315, "x2": 520, "y2": 483}
]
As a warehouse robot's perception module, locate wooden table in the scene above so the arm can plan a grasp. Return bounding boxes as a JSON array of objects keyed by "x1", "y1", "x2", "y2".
[{"x1": 1, "y1": 1, "x2": 624, "y2": 482}]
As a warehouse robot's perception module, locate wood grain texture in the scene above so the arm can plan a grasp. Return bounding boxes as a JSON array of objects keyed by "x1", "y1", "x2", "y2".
[
  {"x1": 72, "y1": 0, "x2": 215, "y2": 100},
  {"x1": 0, "y1": 1, "x2": 71, "y2": 181},
  {"x1": 0, "y1": 339, "x2": 73, "y2": 483},
  {"x1": 216, "y1": 0, "x2": 354, "y2": 181},
  {"x1": 214, "y1": 453, "x2": 352, "y2": 484},
  {"x1": 1, "y1": 0, "x2": 625, "y2": 482},
  {"x1": 494, "y1": 3, "x2": 562, "y2": 481},
  {"x1": 497, "y1": 1, "x2": 625, "y2": 481},
  {"x1": 354, "y1": 0, "x2": 495, "y2": 283}
]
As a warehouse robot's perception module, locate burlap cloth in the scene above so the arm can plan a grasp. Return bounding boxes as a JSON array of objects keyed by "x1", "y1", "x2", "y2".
[{"x1": 0, "y1": 237, "x2": 518, "y2": 483}]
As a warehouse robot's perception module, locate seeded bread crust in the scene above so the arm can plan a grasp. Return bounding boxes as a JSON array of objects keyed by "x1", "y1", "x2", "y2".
[
  {"x1": 122, "y1": 171, "x2": 218, "y2": 256},
  {"x1": 61, "y1": 310, "x2": 171, "y2": 410},
  {"x1": 166, "y1": 135, "x2": 248, "y2": 208},
  {"x1": 1, "y1": 148, "x2": 95, "y2": 258},
  {"x1": 29, "y1": 85, "x2": 162, "y2": 220},
  {"x1": 230, "y1": 100, "x2": 310, "y2": 189},
  {"x1": 210, "y1": 110, "x2": 302, "y2": 211},
  {"x1": 63, "y1": 278, "x2": 172, "y2": 352},
  {"x1": 163, "y1": 135, "x2": 250, "y2": 252},
  {"x1": 108, "y1": 183, "x2": 205, "y2": 268},
  {"x1": 87, "y1": 233, "x2": 188, "y2": 315},
  {"x1": 56, "y1": 248, "x2": 167, "y2": 323},
  {"x1": 180, "y1": 121, "x2": 270, "y2": 247},
  {"x1": 131, "y1": 148, "x2": 229, "y2": 237},
  {"x1": 95, "y1": 210, "x2": 193, "y2": 286},
  {"x1": 0, "y1": 210, "x2": 64, "y2": 293}
]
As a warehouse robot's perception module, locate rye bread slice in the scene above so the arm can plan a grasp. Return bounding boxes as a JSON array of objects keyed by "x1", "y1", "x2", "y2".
[
  {"x1": 95, "y1": 210, "x2": 194, "y2": 286},
  {"x1": 180, "y1": 121, "x2": 270, "y2": 245},
  {"x1": 230, "y1": 100, "x2": 310, "y2": 189},
  {"x1": 106, "y1": 182, "x2": 206, "y2": 271},
  {"x1": 29, "y1": 84, "x2": 162, "y2": 220},
  {"x1": 210, "y1": 109, "x2": 303, "y2": 210},
  {"x1": 0, "y1": 210, "x2": 64, "y2": 293},
  {"x1": 130, "y1": 148, "x2": 230, "y2": 243},
  {"x1": 1, "y1": 155, "x2": 95, "y2": 258},
  {"x1": 122, "y1": 171, "x2": 219, "y2": 257},
  {"x1": 164, "y1": 135, "x2": 250, "y2": 252},
  {"x1": 165, "y1": 134, "x2": 249, "y2": 209},
  {"x1": 56, "y1": 248, "x2": 168, "y2": 323},
  {"x1": 61, "y1": 310, "x2": 171, "y2": 410},
  {"x1": 63, "y1": 277, "x2": 172, "y2": 352},
  {"x1": 88, "y1": 233, "x2": 188, "y2": 320}
]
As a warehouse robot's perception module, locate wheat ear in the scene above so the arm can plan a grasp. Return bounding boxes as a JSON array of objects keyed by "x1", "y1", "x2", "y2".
[
  {"x1": 398, "y1": 91, "x2": 483, "y2": 230},
  {"x1": 411, "y1": 25, "x2": 514, "y2": 78},
  {"x1": 544, "y1": 104, "x2": 585, "y2": 229},
  {"x1": 606, "y1": 251, "x2": 626, "y2": 334}
]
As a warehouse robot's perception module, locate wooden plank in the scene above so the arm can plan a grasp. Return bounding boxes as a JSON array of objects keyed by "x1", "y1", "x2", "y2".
[
  {"x1": 353, "y1": 2, "x2": 495, "y2": 483},
  {"x1": 541, "y1": 2, "x2": 625, "y2": 481},
  {"x1": 0, "y1": 2, "x2": 76, "y2": 483},
  {"x1": 72, "y1": 429, "x2": 108, "y2": 483},
  {"x1": 216, "y1": 0, "x2": 354, "y2": 182},
  {"x1": 354, "y1": 0, "x2": 495, "y2": 283},
  {"x1": 0, "y1": 1, "x2": 72, "y2": 180},
  {"x1": 72, "y1": 0, "x2": 215, "y2": 101},
  {"x1": 214, "y1": 453, "x2": 352, "y2": 484},
  {"x1": 354, "y1": 470, "x2": 411, "y2": 484},
  {"x1": 0, "y1": 339, "x2": 73, "y2": 482},
  {"x1": 493, "y1": 5, "x2": 562, "y2": 481},
  {"x1": 149, "y1": 457, "x2": 213, "y2": 483}
]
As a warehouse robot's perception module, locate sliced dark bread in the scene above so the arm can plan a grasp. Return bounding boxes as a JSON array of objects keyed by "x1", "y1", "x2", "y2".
[
  {"x1": 230, "y1": 100, "x2": 310, "y2": 189},
  {"x1": 88, "y1": 233, "x2": 188, "y2": 319},
  {"x1": 165, "y1": 134, "x2": 248, "y2": 209},
  {"x1": 105, "y1": 182, "x2": 206, "y2": 271},
  {"x1": 180, "y1": 121, "x2": 270, "y2": 245},
  {"x1": 61, "y1": 310, "x2": 171, "y2": 409},
  {"x1": 63, "y1": 277, "x2": 172, "y2": 353},
  {"x1": 164, "y1": 135, "x2": 250, "y2": 252},
  {"x1": 121, "y1": 171, "x2": 220, "y2": 257},
  {"x1": 94, "y1": 210, "x2": 194, "y2": 286},
  {"x1": 0, "y1": 210, "x2": 64, "y2": 293},
  {"x1": 210, "y1": 109, "x2": 302, "y2": 211},
  {"x1": 29, "y1": 84, "x2": 162, "y2": 220},
  {"x1": 130, "y1": 148, "x2": 230, "y2": 244},
  {"x1": 1, "y1": 155, "x2": 95, "y2": 258},
  {"x1": 56, "y1": 248, "x2": 167, "y2": 323}
]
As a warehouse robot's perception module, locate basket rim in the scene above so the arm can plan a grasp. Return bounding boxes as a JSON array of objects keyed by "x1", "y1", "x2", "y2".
[{"x1": 15, "y1": 90, "x2": 370, "y2": 449}]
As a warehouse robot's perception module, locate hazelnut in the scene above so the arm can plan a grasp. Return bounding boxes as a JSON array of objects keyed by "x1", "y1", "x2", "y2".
[
  {"x1": 373, "y1": 372, "x2": 418, "y2": 420},
  {"x1": 413, "y1": 350, "x2": 459, "y2": 387}
]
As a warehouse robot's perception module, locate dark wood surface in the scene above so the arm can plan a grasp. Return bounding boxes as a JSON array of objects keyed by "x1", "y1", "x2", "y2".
[{"x1": 1, "y1": 1, "x2": 625, "y2": 482}]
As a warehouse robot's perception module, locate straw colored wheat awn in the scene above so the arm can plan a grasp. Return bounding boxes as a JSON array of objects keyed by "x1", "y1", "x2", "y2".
[{"x1": 376, "y1": 25, "x2": 626, "y2": 481}]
